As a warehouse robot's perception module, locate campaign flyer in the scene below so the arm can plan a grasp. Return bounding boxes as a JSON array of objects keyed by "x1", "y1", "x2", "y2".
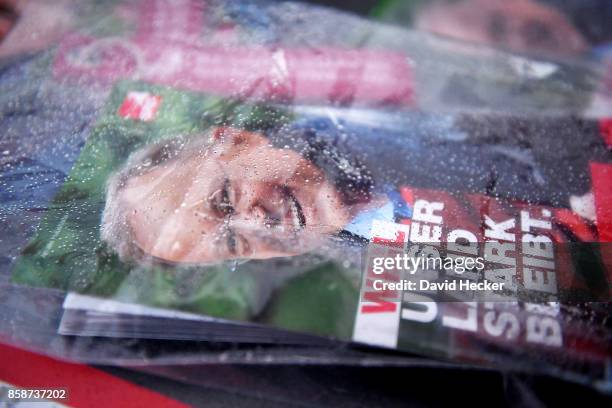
[{"x1": 10, "y1": 80, "x2": 612, "y2": 382}]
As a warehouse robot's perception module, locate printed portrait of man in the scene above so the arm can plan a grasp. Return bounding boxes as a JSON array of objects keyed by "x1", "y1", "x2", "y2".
[
  {"x1": 101, "y1": 125, "x2": 376, "y2": 264},
  {"x1": 101, "y1": 111, "x2": 606, "y2": 266}
]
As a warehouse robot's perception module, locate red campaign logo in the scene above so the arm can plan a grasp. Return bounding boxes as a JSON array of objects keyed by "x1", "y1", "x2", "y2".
[{"x1": 118, "y1": 91, "x2": 162, "y2": 122}]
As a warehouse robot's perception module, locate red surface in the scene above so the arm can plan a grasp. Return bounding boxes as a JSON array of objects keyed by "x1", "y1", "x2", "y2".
[
  {"x1": 600, "y1": 118, "x2": 612, "y2": 148},
  {"x1": 590, "y1": 162, "x2": 612, "y2": 293},
  {"x1": 0, "y1": 343, "x2": 187, "y2": 408},
  {"x1": 590, "y1": 162, "x2": 612, "y2": 242}
]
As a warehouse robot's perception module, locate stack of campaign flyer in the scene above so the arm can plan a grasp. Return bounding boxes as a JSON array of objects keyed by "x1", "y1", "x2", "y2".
[{"x1": 10, "y1": 80, "x2": 612, "y2": 384}]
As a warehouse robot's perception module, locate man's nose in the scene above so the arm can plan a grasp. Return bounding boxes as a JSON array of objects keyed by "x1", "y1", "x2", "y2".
[{"x1": 228, "y1": 206, "x2": 268, "y2": 232}]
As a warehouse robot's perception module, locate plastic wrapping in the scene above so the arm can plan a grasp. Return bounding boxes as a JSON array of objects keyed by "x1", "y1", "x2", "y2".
[
  {"x1": 0, "y1": 0, "x2": 611, "y2": 394},
  {"x1": 0, "y1": 0, "x2": 608, "y2": 116}
]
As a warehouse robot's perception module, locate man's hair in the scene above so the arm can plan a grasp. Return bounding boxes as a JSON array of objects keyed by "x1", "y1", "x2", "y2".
[
  {"x1": 102, "y1": 126, "x2": 374, "y2": 263},
  {"x1": 268, "y1": 124, "x2": 374, "y2": 206}
]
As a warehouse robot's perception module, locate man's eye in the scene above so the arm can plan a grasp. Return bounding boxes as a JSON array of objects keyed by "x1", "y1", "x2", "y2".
[
  {"x1": 521, "y1": 20, "x2": 554, "y2": 46},
  {"x1": 216, "y1": 179, "x2": 234, "y2": 216}
]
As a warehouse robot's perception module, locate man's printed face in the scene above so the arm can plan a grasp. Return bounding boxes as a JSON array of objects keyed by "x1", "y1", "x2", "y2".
[
  {"x1": 415, "y1": 0, "x2": 586, "y2": 57},
  {"x1": 117, "y1": 128, "x2": 352, "y2": 263}
]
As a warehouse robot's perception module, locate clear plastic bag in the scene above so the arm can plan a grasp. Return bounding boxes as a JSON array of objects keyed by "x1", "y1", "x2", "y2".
[{"x1": 0, "y1": 0, "x2": 611, "y2": 394}]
